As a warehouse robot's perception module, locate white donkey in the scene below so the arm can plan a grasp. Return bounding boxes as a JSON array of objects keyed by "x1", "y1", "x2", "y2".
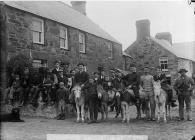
[
  {"x1": 71, "y1": 85, "x2": 85, "y2": 123},
  {"x1": 153, "y1": 81, "x2": 167, "y2": 123}
]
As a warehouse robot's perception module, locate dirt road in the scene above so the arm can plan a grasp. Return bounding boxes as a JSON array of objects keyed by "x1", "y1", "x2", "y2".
[{"x1": 1, "y1": 99, "x2": 195, "y2": 140}]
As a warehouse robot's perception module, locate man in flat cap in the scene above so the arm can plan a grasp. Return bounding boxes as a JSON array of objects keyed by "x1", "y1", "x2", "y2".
[
  {"x1": 74, "y1": 63, "x2": 89, "y2": 87},
  {"x1": 174, "y1": 68, "x2": 194, "y2": 121}
]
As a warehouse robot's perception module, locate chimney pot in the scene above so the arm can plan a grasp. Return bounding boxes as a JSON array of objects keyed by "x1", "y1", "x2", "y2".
[
  {"x1": 136, "y1": 19, "x2": 150, "y2": 41},
  {"x1": 71, "y1": 1, "x2": 86, "y2": 15},
  {"x1": 155, "y1": 32, "x2": 172, "y2": 45}
]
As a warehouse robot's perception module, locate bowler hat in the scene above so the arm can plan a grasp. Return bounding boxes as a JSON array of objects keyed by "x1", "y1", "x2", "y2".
[
  {"x1": 77, "y1": 62, "x2": 84, "y2": 66},
  {"x1": 178, "y1": 68, "x2": 188, "y2": 73},
  {"x1": 129, "y1": 63, "x2": 136, "y2": 68}
]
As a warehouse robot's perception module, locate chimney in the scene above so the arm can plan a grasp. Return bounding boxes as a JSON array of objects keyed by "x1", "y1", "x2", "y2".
[
  {"x1": 71, "y1": 1, "x2": 86, "y2": 15},
  {"x1": 155, "y1": 32, "x2": 172, "y2": 45},
  {"x1": 136, "y1": 19, "x2": 150, "y2": 41}
]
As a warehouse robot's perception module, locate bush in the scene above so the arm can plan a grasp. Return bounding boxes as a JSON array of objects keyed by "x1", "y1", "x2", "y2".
[{"x1": 6, "y1": 53, "x2": 32, "y2": 76}]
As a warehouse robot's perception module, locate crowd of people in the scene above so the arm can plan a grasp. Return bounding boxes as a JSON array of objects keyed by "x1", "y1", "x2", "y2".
[{"x1": 3, "y1": 60, "x2": 195, "y2": 122}]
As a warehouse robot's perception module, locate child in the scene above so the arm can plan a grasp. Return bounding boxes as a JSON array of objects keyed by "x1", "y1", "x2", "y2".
[
  {"x1": 84, "y1": 78, "x2": 98, "y2": 123},
  {"x1": 56, "y1": 82, "x2": 69, "y2": 120}
]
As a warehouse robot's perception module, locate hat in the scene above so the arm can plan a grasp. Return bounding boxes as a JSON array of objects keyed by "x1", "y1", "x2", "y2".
[
  {"x1": 77, "y1": 62, "x2": 84, "y2": 66},
  {"x1": 93, "y1": 72, "x2": 99, "y2": 75},
  {"x1": 129, "y1": 63, "x2": 136, "y2": 68},
  {"x1": 61, "y1": 62, "x2": 70, "y2": 66},
  {"x1": 178, "y1": 68, "x2": 188, "y2": 73},
  {"x1": 54, "y1": 60, "x2": 60, "y2": 64}
]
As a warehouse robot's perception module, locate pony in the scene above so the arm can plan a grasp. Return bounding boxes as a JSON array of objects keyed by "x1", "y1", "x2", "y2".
[
  {"x1": 71, "y1": 84, "x2": 86, "y2": 123},
  {"x1": 153, "y1": 81, "x2": 167, "y2": 123},
  {"x1": 97, "y1": 84, "x2": 109, "y2": 120}
]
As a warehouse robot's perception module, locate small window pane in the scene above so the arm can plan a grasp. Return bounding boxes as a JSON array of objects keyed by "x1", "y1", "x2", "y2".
[
  {"x1": 32, "y1": 20, "x2": 42, "y2": 31},
  {"x1": 60, "y1": 29, "x2": 66, "y2": 38},
  {"x1": 32, "y1": 31, "x2": 40, "y2": 43}
]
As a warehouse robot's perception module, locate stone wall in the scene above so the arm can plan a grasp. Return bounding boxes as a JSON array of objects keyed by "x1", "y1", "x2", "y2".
[
  {"x1": 4, "y1": 5, "x2": 123, "y2": 76},
  {"x1": 125, "y1": 38, "x2": 179, "y2": 85}
]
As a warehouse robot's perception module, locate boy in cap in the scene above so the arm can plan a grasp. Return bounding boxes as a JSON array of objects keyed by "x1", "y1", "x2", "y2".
[
  {"x1": 140, "y1": 66, "x2": 155, "y2": 121},
  {"x1": 56, "y1": 82, "x2": 69, "y2": 120},
  {"x1": 174, "y1": 68, "x2": 194, "y2": 121},
  {"x1": 83, "y1": 77, "x2": 98, "y2": 123}
]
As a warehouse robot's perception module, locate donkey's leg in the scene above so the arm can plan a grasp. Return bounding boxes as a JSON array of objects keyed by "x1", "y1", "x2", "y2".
[
  {"x1": 101, "y1": 104, "x2": 104, "y2": 120},
  {"x1": 121, "y1": 103, "x2": 126, "y2": 123},
  {"x1": 126, "y1": 104, "x2": 131, "y2": 124},
  {"x1": 76, "y1": 105, "x2": 80, "y2": 122},
  {"x1": 156, "y1": 103, "x2": 160, "y2": 122},
  {"x1": 163, "y1": 103, "x2": 167, "y2": 123},
  {"x1": 168, "y1": 105, "x2": 171, "y2": 120},
  {"x1": 81, "y1": 105, "x2": 85, "y2": 123},
  {"x1": 105, "y1": 103, "x2": 108, "y2": 120}
]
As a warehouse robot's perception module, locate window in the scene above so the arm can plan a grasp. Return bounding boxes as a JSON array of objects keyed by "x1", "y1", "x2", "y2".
[
  {"x1": 107, "y1": 42, "x2": 113, "y2": 58},
  {"x1": 32, "y1": 59, "x2": 47, "y2": 68},
  {"x1": 159, "y1": 57, "x2": 168, "y2": 71},
  {"x1": 31, "y1": 18, "x2": 44, "y2": 44},
  {"x1": 79, "y1": 32, "x2": 86, "y2": 53},
  {"x1": 60, "y1": 27, "x2": 68, "y2": 49}
]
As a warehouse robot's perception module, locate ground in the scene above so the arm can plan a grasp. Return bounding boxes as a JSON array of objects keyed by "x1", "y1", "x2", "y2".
[{"x1": 1, "y1": 99, "x2": 195, "y2": 140}]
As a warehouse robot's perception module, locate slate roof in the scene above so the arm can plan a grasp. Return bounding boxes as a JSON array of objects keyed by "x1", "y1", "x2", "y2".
[
  {"x1": 151, "y1": 38, "x2": 195, "y2": 62},
  {"x1": 3, "y1": 1, "x2": 120, "y2": 44},
  {"x1": 125, "y1": 38, "x2": 195, "y2": 62}
]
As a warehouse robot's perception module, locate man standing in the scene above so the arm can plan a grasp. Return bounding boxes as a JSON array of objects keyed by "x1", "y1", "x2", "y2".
[
  {"x1": 140, "y1": 66, "x2": 155, "y2": 121},
  {"x1": 74, "y1": 63, "x2": 89, "y2": 87},
  {"x1": 174, "y1": 68, "x2": 194, "y2": 121},
  {"x1": 153, "y1": 66, "x2": 177, "y2": 107}
]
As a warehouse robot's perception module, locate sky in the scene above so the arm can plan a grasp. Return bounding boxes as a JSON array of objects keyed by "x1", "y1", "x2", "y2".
[{"x1": 64, "y1": 0, "x2": 195, "y2": 50}]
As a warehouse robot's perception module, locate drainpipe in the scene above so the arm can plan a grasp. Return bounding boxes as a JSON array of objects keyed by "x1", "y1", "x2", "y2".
[{"x1": 0, "y1": 3, "x2": 7, "y2": 91}]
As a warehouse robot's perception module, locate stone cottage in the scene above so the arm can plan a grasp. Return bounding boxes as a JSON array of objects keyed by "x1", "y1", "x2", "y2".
[
  {"x1": 125, "y1": 19, "x2": 195, "y2": 85},
  {"x1": 0, "y1": 1, "x2": 125, "y2": 84}
]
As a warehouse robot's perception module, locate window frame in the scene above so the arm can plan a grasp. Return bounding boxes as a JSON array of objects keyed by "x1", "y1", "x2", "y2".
[
  {"x1": 59, "y1": 26, "x2": 68, "y2": 50},
  {"x1": 79, "y1": 32, "x2": 86, "y2": 53},
  {"x1": 32, "y1": 59, "x2": 48, "y2": 68},
  {"x1": 31, "y1": 17, "x2": 44, "y2": 44},
  {"x1": 159, "y1": 57, "x2": 168, "y2": 71}
]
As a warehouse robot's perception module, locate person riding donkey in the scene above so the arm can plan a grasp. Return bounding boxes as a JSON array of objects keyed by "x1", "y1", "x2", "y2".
[
  {"x1": 122, "y1": 64, "x2": 141, "y2": 119},
  {"x1": 174, "y1": 68, "x2": 194, "y2": 121},
  {"x1": 153, "y1": 66, "x2": 177, "y2": 107},
  {"x1": 69, "y1": 63, "x2": 89, "y2": 106}
]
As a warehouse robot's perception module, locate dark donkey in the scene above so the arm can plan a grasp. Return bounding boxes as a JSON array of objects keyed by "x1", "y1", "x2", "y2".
[{"x1": 120, "y1": 86, "x2": 146, "y2": 123}]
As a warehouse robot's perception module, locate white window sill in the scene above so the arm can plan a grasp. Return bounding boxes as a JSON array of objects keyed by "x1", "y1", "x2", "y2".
[
  {"x1": 162, "y1": 69, "x2": 168, "y2": 72},
  {"x1": 33, "y1": 41, "x2": 44, "y2": 45},
  {"x1": 60, "y1": 47, "x2": 69, "y2": 50}
]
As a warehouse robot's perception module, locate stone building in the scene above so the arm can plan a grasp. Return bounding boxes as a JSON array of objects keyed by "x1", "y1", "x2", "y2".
[
  {"x1": 125, "y1": 19, "x2": 195, "y2": 85},
  {"x1": 0, "y1": 1, "x2": 124, "y2": 81}
]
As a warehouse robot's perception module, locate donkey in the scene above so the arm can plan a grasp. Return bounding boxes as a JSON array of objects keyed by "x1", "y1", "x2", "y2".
[
  {"x1": 71, "y1": 85, "x2": 86, "y2": 123},
  {"x1": 153, "y1": 81, "x2": 167, "y2": 123},
  {"x1": 97, "y1": 84, "x2": 109, "y2": 120},
  {"x1": 120, "y1": 86, "x2": 146, "y2": 123}
]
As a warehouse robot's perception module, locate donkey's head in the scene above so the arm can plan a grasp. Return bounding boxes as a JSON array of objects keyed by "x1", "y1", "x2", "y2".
[
  {"x1": 72, "y1": 85, "x2": 82, "y2": 99},
  {"x1": 153, "y1": 81, "x2": 161, "y2": 97}
]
